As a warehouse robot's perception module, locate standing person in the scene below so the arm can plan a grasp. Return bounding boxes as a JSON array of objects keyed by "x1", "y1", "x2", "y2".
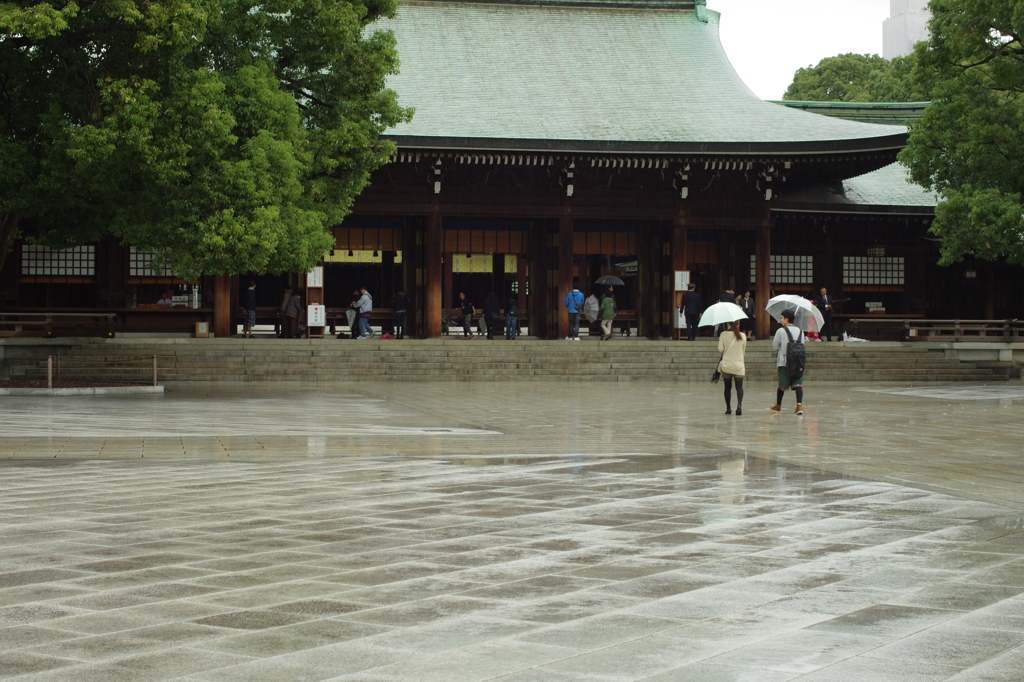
[
  {"x1": 564, "y1": 282, "x2": 584, "y2": 341},
  {"x1": 599, "y1": 286, "x2": 617, "y2": 341},
  {"x1": 280, "y1": 285, "x2": 293, "y2": 338},
  {"x1": 814, "y1": 287, "x2": 834, "y2": 342},
  {"x1": 458, "y1": 292, "x2": 474, "y2": 339},
  {"x1": 718, "y1": 320, "x2": 747, "y2": 415},
  {"x1": 771, "y1": 309, "x2": 805, "y2": 415},
  {"x1": 355, "y1": 287, "x2": 374, "y2": 339},
  {"x1": 715, "y1": 288, "x2": 736, "y2": 336},
  {"x1": 505, "y1": 296, "x2": 519, "y2": 340},
  {"x1": 242, "y1": 281, "x2": 257, "y2": 338},
  {"x1": 392, "y1": 290, "x2": 410, "y2": 339},
  {"x1": 283, "y1": 291, "x2": 303, "y2": 338},
  {"x1": 347, "y1": 289, "x2": 361, "y2": 339},
  {"x1": 680, "y1": 283, "x2": 701, "y2": 341},
  {"x1": 739, "y1": 290, "x2": 756, "y2": 340},
  {"x1": 483, "y1": 292, "x2": 500, "y2": 340}
]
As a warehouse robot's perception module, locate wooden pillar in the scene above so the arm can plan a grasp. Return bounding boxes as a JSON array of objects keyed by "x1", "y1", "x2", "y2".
[
  {"x1": 426, "y1": 210, "x2": 442, "y2": 338},
  {"x1": 756, "y1": 221, "x2": 772, "y2": 340},
  {"x1": 528, "y1": 220, "x2": 548, "y2": 339},
  {"x1": 442, "y1": 253, "x2": 453, "y2": 312},
  {"x1": 638, "y1": 222, "x2": 659, "y2": 338},
  {"x1": 517, "y1": 254, "x2": 527, "y2": 316},
  {"x1": 401, "y1": 218, "x2": 422, "y2": 337},
  {"x1": 558, "y1": 213, "x2": 573, "y2": 340},
  {"x1": 381, "y1": 250, "x2": 396, "y2": 311},
  {"x1": 492, "y1": 253, "x2": 505, "y2": 302},
  {"x1": 213, "y1": 273, "x2": 231, "y2": 338},
  {"x1": 671, "y1": 216, "x2": 689, "y2": 339}
]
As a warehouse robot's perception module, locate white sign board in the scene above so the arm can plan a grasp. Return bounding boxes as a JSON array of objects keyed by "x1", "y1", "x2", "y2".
[
  {"x1": 307, "y1": 304, "x2": 326, "y2": 327},
  {"x1": 307, "y1": 266, "x2": 324, "y2": 288},
  {"x1": 674, "y1": 309, "x2": 686, "y2": 329},
  {"x1": 674, "y1": 271, "x2": 690, "y2": 292}
]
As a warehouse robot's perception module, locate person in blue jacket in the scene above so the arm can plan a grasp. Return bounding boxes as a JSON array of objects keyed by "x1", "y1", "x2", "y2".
[{"x1": 564, "y1": 282, "x2": 584, "y2": 341}]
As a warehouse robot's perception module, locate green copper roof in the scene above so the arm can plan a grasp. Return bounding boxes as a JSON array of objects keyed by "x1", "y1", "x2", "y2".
[
  {"x1": 779, "y1": 163, "x2": 938, "y2": 212},
  {"x1": 378, "y1": 2, "x2": 906, "y2": 153}
]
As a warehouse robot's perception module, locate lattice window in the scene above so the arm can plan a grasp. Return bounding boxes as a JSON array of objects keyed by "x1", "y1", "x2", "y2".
[
  {"x1": 129, "y1": 247, "x2": 175, "y2": 277},
  {"x1": 749, "y1": 255, "x2": 813, "y2": 284},
  {"x1": 843, "y1": 257, "x2": 905, "y2": 285},
  {"x1": 21, "y1": 245, "x2": 95, "y2": 276}
]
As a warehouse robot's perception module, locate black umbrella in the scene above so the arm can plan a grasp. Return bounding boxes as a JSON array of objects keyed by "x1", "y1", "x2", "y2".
[{"x1": 595, "y1": 275, "x2": 625, "y2": 286}]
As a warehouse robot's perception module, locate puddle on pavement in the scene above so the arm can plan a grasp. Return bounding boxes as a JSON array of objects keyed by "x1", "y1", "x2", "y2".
[{"x1": 443, "y1": 452, "x2": 845, "y2": 482}]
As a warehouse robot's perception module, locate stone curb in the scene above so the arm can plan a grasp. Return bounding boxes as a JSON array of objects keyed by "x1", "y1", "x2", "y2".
[{"x1": 0, "y1": 385, "x2": 165, "y2": 396}]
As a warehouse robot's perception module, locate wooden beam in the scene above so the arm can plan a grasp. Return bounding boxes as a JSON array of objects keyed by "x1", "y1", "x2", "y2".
[
  {"x1": 756, "y1": 221, "x2": 771, "y2": 340},
  {"x1": 213, "y1": 274, "x2": 231, "y2": 338},
  {"x1": 426, "y1": 210, "x2": 442, "y2": 338}
]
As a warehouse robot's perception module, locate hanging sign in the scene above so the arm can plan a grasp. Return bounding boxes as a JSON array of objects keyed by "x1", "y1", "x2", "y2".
[
  {"x1": 307, "y1": 266, "x2": 324, "y2": 288},
  {"x1": 307, "y1": 305, "x2": 326, "y2": 327},
  {"x1": 674, "y1": 271, "x2": 690, "y2": 292}
]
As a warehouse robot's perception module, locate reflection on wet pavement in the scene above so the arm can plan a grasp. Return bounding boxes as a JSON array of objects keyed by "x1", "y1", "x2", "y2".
[{"x1": 1, "y1": 383, "x2": 1024, "y2": 680}]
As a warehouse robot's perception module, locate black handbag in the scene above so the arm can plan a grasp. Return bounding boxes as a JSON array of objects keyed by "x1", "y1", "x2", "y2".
[{"x1": 711, "y1": 354, "x2": 723, "y2": 383}]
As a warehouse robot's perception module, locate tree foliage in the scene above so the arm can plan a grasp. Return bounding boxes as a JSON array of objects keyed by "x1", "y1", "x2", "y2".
[
  {"x1": 783, "y1": 53, "x2": 925, "y2": 102},
  {"x1": 0, "y1": 0, "x2": 412, "y2": 278},
  {"x1": 900, "y1": 0, "x2": 1024, "y2": 265}
]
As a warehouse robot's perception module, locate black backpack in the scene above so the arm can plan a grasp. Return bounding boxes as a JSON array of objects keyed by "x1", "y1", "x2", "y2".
[{"x1": 784, "y1": 326, "x2": 806, "y2": 378}]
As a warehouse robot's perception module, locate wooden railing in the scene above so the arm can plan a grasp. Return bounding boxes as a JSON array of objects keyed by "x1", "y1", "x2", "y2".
[
  {"x1": 0, "y1": 312, "x2": 116, "y2": 338},
  {"x1": 847, "y1": 318, "x2": 1023, "y2": 342}
]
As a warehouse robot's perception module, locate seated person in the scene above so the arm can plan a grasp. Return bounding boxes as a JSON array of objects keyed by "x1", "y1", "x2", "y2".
[{"x1": 156, "y1": 290, "x2": 175, "y2": 307}]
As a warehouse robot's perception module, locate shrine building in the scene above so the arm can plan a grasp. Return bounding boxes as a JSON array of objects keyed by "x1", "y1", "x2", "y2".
[{"x1": 3, "y1": 0, "x2": 1020, "y2": 338}]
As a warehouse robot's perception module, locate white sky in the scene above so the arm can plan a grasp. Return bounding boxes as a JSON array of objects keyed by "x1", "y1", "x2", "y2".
[{"x1": 707, "y1": 0, "x2": 891, "y2": 100}]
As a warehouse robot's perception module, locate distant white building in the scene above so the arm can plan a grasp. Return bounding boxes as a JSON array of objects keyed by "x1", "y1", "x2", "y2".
[{"x1": 883, "y1": 0, "x2": 931, "y2": 59}]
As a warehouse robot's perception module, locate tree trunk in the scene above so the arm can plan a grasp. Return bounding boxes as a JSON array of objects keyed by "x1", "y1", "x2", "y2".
[{"x1": 0, "y1": 214, "x2": 22, "y2": 277}]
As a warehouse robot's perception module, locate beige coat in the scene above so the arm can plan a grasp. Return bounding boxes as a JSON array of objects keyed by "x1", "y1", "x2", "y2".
[{"x1": 718, "y1": 331, "x2": 747, "y2": 376}]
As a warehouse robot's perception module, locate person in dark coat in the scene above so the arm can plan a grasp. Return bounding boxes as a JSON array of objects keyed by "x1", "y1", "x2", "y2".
[
  {"x1": 679, "y1": 283, "x2": 701, "y2": 341},
  {"x1": 458, "y1": 292, "x2": 474, "y2": 338},
  {"x1": 392, "y1": 290, "x2": 410, "y2": 339},
  {"x1": 814, "y1": 287, "x2": 834, "y2": 341},
  {"x1": 739, "y1": 290, "x2": 756, "y2": 340},
  {"x1": 483, "y1": 292, "x2": 500, "y2": 340},
  {"x1": 718, "y1": 288, "x2": 735, "y2": 303},
  {"x1": 243, "y1": 281, "x2": 257, "y2": 338}
]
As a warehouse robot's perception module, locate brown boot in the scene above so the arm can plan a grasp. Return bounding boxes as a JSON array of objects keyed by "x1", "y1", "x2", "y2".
[
  {"x1": 770, "y1": 404, "x2": 781, "y2": 413},
  {"x1": 795, "y1": 403, "x2": 803, "y2": 415}
]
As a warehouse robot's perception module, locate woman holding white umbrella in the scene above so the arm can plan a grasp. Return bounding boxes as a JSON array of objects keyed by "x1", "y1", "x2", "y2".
[{"x1": 698, "y1": 302, "x2": 748, "y2": 416}]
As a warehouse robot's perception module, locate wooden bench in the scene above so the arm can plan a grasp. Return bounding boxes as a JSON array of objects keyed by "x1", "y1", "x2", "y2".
[
  {"x1": 0, "y1": 311, "x2": 117, "y2": 338},
  {"x1": 845, "y1": 317, "x2": 1021, "y2": 342}
]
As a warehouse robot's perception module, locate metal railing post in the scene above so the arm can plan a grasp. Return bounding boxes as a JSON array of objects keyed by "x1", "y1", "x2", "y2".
[
  {"x1": 56, "y1": 354, "x2": 60, "y2": 382},
  {"x1": 47, "y1": 356, "x2": 52, "y2": 389},
  {"x1": 152, "y1": 355, "x2": 157, "y2": 387}
]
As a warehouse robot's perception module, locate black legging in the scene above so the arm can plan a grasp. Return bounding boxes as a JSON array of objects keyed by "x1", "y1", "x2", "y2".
[{"x1": 724, "y1": 377, "x2": 744, "y2": 411}]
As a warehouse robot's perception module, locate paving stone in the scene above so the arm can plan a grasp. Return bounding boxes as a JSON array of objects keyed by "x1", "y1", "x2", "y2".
[{"x1": 2, "y1": 381, "x2": 1024, "y2": 680}]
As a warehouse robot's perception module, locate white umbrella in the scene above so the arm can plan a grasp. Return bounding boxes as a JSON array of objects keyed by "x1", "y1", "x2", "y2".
[
  {"x1": 765, "y1": 295, "x2": 824, "y2": 333},
  {"x1": 697, "y1": 302, "x2": 748, "y2": 327}
]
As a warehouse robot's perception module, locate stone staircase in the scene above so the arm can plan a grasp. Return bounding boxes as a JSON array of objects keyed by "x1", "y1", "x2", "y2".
[{"x1": 11, "y1": 338, "x2": 1007, "y2": 384}]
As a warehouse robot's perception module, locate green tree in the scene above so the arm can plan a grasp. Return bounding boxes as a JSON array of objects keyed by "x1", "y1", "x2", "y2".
[
  {"x1": 0, "y1": 0, "x2": 412, "y2": 279},
  {"x1": 900, "y1": 0, "x2": 1024, "y2": 265},
  {"x1": 783, "y1": 53, "x2": 924, "y2": 102}
]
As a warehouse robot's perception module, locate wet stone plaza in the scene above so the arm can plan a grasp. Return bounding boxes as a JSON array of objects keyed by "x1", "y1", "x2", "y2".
[{"x1": 2, "y1": 381, "x2": 1024, "y2": 681}]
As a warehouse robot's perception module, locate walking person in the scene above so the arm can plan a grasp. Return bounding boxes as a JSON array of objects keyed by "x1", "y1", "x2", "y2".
[
  {"x1": 739, "y1": 290, "x2": 756, "y2": 340},
  {"x1": 355, "y1": 287, "x2": 374, "y2": 339},
  {"x1": 458, "y1": 292, "x2": 474, "y2": 338},
  {"x1": 280, "y1": 285, "x2": 293, "y2": 337},
  {"x1": 718, "y1": 320, "x2": 747, "y2": 415},
  {"x1": 483, "y1": 292, "x2": 500, "y2": 340},
  {"x1": 392, "y1": 290, "x2": 410, "y2": 339},
  {"x1": 599, "y1": 287, "x2": 617, "y2": 341},
  {"x1": 814, "y1": 287, "x2": 834, "y2": 342},
  {"x1": 242, "y1": 280, "x2": 257, "y2": 338},
  {"x1": 564, "y1": 282, "x2": 584, "y2": 341},
  {"x1": 771, "y1": 309, "x2": 805, "y2": 415},
  {"x1": 505, "y1": 296, "x2": 519, "y2": 340},
  {"x1": 283, "y1": 290, "x2": 303, "y2": 338},
  {"x1": 680, "y1": 283, "x2": 701, "y2": 341}
]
